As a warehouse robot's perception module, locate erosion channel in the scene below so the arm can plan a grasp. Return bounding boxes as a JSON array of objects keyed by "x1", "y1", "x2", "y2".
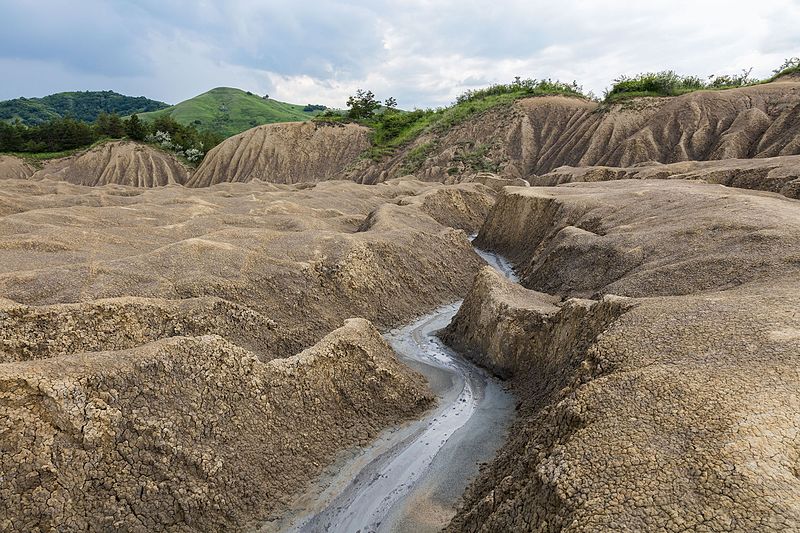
[{"x1": 266, "y1": 242, "x2": 519, "y2": 533}]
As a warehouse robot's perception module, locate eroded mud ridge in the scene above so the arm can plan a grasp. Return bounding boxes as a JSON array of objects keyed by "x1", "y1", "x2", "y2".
[
  {"x1": 0, "y1": 177, "x2": 497, "y2": 530},
  {"x1": 443, "y1": 182, "x2": 800, "y2": 531}
]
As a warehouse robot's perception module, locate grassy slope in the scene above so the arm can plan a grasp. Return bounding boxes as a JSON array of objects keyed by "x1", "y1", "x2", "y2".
[{"x1": 136, "y1": 87, "x2": 317, "y2": 137}]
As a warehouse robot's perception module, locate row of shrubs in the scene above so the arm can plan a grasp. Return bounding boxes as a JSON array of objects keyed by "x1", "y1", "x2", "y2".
[
  {"x1": 0, "y1": 113, "x2": 223, "y2": 163},
  {"x1": 605, "y1": 58, "x2": 800, "y2": 102}
]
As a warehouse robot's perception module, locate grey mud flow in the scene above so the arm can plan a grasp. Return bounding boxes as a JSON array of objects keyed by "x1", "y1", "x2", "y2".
[{"x1": 274, "y1": 243, "x2": 518, "y2": 533}]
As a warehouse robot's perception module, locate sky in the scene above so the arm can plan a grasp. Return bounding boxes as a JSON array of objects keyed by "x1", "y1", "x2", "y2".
[{"x1": 1, "y1": 0, "x2": 799, "y2": 108}]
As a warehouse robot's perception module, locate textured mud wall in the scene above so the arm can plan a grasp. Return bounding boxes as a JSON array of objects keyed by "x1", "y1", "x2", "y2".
[
  {"x1": 351, "y1": 79, "x2": 800, "y2": 184},
  {"x1": 444, "y1": 181, "x2": 800, "y2": 532},
  {"x1": 189, "y1": 122, "x2": 370, "y2": 187}
]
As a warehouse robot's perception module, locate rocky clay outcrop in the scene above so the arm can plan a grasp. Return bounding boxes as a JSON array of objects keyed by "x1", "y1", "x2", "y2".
[
  {"x1": 443, "y1": 181, "x2": 800, "y2": 531},
  {"x1": 351, "y1": 79, "x2": 800, "y2": 183},
  {"x1": 534, "y1": 155, "x2": 800, "y2": 199},
  {"x1": 31, "y1": 141, "x2": 189, "y2": 187},
  {"x1": 0, "y1": 155, "x2": 34, "y2": 180},
  {"x1": 0, "y1": 319, "x2": 433, "y2": 532},
  {"x1": 187, "y1": 122, "x2": 371, "y2": 187}
]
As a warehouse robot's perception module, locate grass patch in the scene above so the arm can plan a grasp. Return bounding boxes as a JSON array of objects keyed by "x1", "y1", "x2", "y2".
[
  {"x1": 451, "y1": 142, "x2": 501, "y2": 173},
  {"x1": 2, "y1": 138, "x2": 114, "y2": 168}
]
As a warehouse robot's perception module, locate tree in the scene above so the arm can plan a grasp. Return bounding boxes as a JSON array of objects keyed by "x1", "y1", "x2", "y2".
[
  {"x1": 346, "y1": 89, "x2": 380, "y2": 120},
  {"x1": 384, "y1": 97, "x2": 397, "y2": 110},
  {"x1": 125, "y1": 114, "x2": 148, "y2": 141},
  {"x1": 95, "y1": 112, "x2": 126, "y2": 138}
]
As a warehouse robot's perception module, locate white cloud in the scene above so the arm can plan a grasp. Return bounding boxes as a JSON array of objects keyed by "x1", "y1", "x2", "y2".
[{"x1": 0, "y1": 0, "x2": 798, "y2": 107}]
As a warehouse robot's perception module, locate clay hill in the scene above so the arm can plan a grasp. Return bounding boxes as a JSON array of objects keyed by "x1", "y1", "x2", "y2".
[
  {"x1": 187, "y1": 121, "x2": 371, "y2": 187},
  {"x1": 29, "y1": 141, "x2": 190, "y2": 187},
  {"x1": 347, "y1": 78, "x2": 800, "y2": 185}
]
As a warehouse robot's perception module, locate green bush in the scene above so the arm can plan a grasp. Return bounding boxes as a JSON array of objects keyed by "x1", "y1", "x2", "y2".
[
  {"x1": 604, "y1": 71, "x2": 709, "y2": 101},
  {"x1": 456, "y1": 77, "x2": 588, "y2": 104}
]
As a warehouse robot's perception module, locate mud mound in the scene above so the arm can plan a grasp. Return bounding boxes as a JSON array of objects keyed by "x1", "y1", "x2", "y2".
[
  {"x1": 32, "y1": 141, "x2": 189, "y2": 187},
  {"x1": 536, "y1": 155, "x2": 800, "y2": 199},
  {"x1": 444, "y1": 181, "x2": 800, "y2": 531},
  {"x1": 0, "y1": 155, "x2": 34, "y2": 180},
  {"x1": 0, "y1": 177, "x2": 495, "y2": 529},
  {"x1": 188, "y1": 122, "x2": 371, "y2": 187},
  {"x1": 352, "y1": 79, "x2": 800, "y2": 183},
  {"x1": 0, "y1": 319, "x2": 433, "y2": 532}
]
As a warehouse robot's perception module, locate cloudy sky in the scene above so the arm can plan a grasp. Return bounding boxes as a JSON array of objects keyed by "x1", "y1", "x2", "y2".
[{"x1": 2, "y1": 0, "x2": 799, "y2": 108}]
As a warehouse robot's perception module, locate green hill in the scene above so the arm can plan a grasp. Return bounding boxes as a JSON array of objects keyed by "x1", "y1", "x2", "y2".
[
  {"x1": 0, "y1": 91, "x2": 169, "y2": 125},
  {"x1": 135, "y1": 87, "x2": 324, "y2": 138}
]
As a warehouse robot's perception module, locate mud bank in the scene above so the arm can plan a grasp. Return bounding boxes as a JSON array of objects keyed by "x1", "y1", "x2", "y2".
[{"x1": 442, "y1": 181, "x2": 800, "y2": 531}]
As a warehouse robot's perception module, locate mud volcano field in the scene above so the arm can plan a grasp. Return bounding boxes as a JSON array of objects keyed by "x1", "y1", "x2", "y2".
[{"x1": 1, "y1": 76, "x2": 800, "y2": 533}]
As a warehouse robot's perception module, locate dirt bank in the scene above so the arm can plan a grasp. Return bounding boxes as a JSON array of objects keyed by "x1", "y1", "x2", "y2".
[
  {"x1": 443, "y1": 181, "x2": 800, "y2": 531},
  {"x1": 0, "y1": 319, "x2": 433, "y2": 532},
  {"x1": 0, "y1": 155, "x2": 34, "y2": 180}
]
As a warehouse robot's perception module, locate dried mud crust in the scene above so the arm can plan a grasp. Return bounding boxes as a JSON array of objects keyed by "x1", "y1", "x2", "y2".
[
  {"x1": 0, "y1": 178, "x2": 496, "y2": 530},
  {"x1": 444, "y1": 181, "x2": 800, "y2": 532}
]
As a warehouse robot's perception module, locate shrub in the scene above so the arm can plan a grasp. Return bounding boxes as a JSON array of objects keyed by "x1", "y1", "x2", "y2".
[{"x1": 771, "y1": 57, "x2": 800, "y2": 79}]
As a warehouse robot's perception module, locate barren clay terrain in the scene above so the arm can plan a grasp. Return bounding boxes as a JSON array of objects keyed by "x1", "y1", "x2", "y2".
[
  {"x1": 1, "y1": 75, "x2": 800, "y2": 533},
  {"x1": 0, "y1": 177, "x2": 495, "y2": 530}
]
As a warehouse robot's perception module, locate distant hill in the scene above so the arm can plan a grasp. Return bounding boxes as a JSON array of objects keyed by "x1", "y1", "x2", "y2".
[
  {"x1": 135, "y1": 87, "x2": 324, "y2": 138},
  {"x1": 0, "y1": 91, "x2": 169, "y2": 125}
]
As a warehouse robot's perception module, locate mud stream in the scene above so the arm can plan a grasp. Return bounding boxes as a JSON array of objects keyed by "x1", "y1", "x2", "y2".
[{"x1": 264, "y1": 244, "x2": 518, "y2": 533}]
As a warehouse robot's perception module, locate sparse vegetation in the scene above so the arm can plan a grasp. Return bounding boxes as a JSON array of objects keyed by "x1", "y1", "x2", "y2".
[
  {"x1": 605, "y1": 60, "x2": 800, "y2": 103},
  {"x1": 451, "y1": 142, "x2": 501, "y2": 173},
  {"x1": 456, "y1": 77, "x2": 588, "y2": 104},
  {"x1": 400, "y1": 142, "x2": 437, "y2": 174},
  {"x1": 343, "y1": 77, "x2": 590, "y2": 162},
  {"x1": 604, "y1": 71, "x2": 707, "y2": 102}
]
